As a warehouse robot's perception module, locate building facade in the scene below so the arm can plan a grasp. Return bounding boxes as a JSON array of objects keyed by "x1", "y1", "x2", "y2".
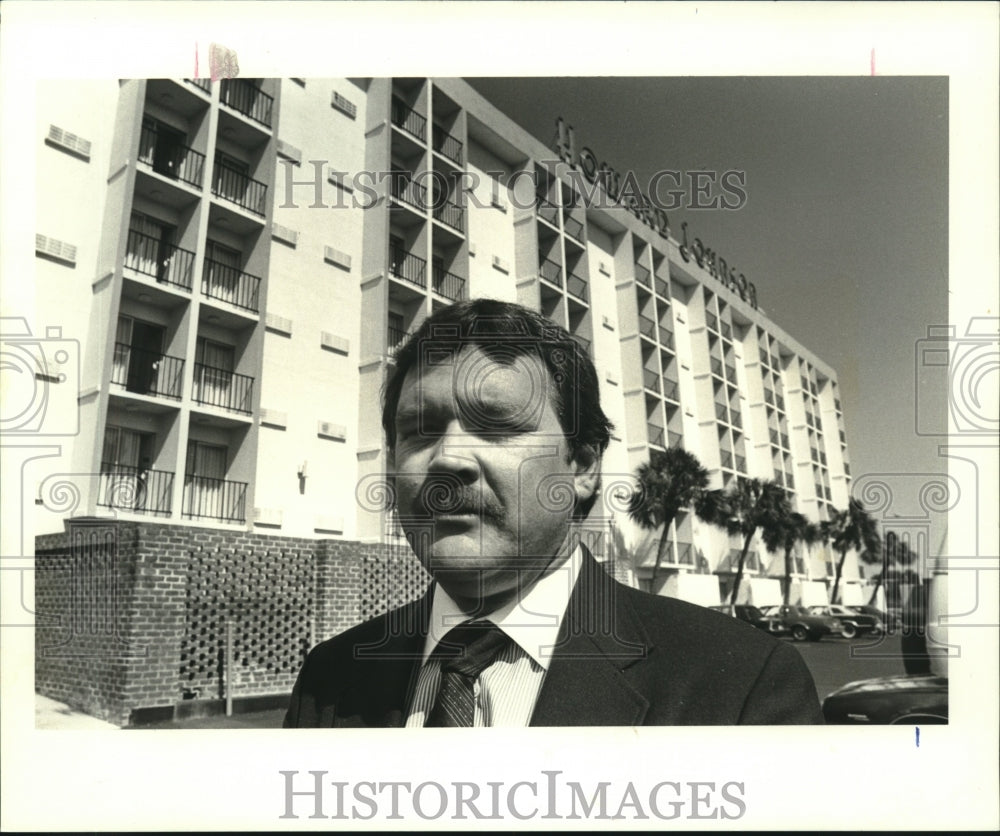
[{"x1": 32, "y1": 77, "x2": 863, "y2": 722}]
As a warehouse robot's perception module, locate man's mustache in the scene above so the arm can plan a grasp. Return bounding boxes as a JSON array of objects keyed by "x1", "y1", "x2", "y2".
[{"x1": 401, "y1": 476, "x2": 506, "y2": 522}]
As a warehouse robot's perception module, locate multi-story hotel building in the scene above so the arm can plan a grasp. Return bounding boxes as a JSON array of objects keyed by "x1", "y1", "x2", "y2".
[{"x1": 31, "y1": 76, "x2": 861, "y2": 722}]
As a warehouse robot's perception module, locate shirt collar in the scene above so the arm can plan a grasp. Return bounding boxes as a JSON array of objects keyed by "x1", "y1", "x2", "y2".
[{"x1": 422, "y1": 545, "x2": 584, "y2": 670}]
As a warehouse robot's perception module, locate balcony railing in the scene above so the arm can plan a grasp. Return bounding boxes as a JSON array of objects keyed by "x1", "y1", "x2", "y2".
[
  {"x1": 182, "y1": 474, "x2": 247, "y2": 523},
  {"x1": 647, "y1": 424, "x2": 665, "y2": 448},
  {"x1": 654, "y1": 276, "x2": 669, "y2": 299},
  {"x1": 720, "y1": 449, "x2": 734, "y2": 469},
  {"x1": 432, "y1": 266, "x2": 465, "y2": 301},
  {"x1": 433, "y1": 198, "x2": 465, "y2": 233},
  {"x1": 391, "y1": 96, "x2": 427, "y2": 141},
  {"x1": 780, "y1": 432, "x2": 789, "y2": 448},
  {"x1": 192, "y1": 363, "x2": 254, "y2": 415},
  {"x1": 710, "y1": 356, "x2": 724, "y2": 377},
  {"x1": 786, "y1": 473, "x2": 795, "y2": 489},
  {"x1": 111, "y1": 342, "x2": 184, "y2": 400},
  {"x1": 124, "y1": 229, "x2": 195, "y2": 291},
  {"x1": 566, "y1": 272, "x2": 589, "y2": 303},
  {"x1": 634, "y1": 263, "x2": 651, "y2": 290},
  {"x1": 775, "y1": 395, "x2": 785, "y2": 411},
  {"x1": 212, "y1": 161, "x2": 267, "y2": 217},
  {"x1": 186, "y1": 78, "x2": 211, "y2": 93},
  {"x1": 730, "y1": 411, "x2": 743, "y2": 429},
  {"x1": 390, "y1": 173, "x2": 426, "y2": 211},
  {"x1": 715, "y1": 402, "x2": 729, "y2": 421},
  {"x1": 706, "y1": 311, "x2": 719, "y2": 332},
  {"x1": 637, "y1": 314, "x2": 656, "y2": 340},
  {"x1": 138, "y1": 123, "x2": 205, "y2": 189},
  {"x1": 388, "y1": 325, "x2": 412, "y2": 350},
  {"x1": 668, "y1": 430, "x2": 684, "y2": 449},
  {"x1": 735, "y1": 455, "x2": 747, "y2": 473},
  {"x1": 219, "y1": 79, "x2": 273, "y2": 128},
  {"x1": 536, "y1": 195, "x2": 559, "y2": 226},
  {"x1": 563, "y1": 215, "x2": 584, "y2": 242},
  {"x1": 759, "y1": 347, "x2": 770, "y2": 365},
  {"x1": 389, "y1": 246, "x2": 427, "y2": 288},
  {"x1": 662, "y1": 378, "x2": 679, "y2": 402},
  {"x1": 720, "y1": 320, "x2": 732, "y2": 340},
  {"x1": 724, "y1": 363, "x2": 737, "y2": 380},
  {"x1": 658, "y1": 324, "x2": 673, "y2": 347},
  {"x1": 539, "y1": 258, "x2": 563, "y2": 288},
  {"x1": 202, "y1": 258, "x2": 262, "y2": 313},
  {"x1": 571, "y1": 334, "x2": 591, "y2": 354},
  {"x1": 643, "y1": 368, "x2": 661, "y2": 393},
  {"x1": 432, "y1": 124, "x2": 463, "y2": 165},
  {"x1": 98, "y1": 464, "x2": 174, "y2": 517}
]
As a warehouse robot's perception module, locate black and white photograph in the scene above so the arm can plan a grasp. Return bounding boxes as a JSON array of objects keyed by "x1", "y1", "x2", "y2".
[{"x1": 1, "y1": 1, "x2": 997, "y2": 831}]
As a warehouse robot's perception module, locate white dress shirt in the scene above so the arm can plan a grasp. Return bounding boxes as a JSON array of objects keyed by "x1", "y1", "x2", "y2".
[{"x1": 405, "y1": 546, "x2": 584, "y2": 728}]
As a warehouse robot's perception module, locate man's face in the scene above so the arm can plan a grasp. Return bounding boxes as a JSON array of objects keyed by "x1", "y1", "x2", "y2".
[{"x1": 391, "y1": 345, "x2": 595, "y2": 611}]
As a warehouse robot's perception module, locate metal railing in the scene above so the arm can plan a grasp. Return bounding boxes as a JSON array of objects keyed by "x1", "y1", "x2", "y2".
[
  {"x1": 658, "y1": 324, "x2": 673, "y2": 347},
  {"x1": 775, "y1": 395, "x2": 785, "y2": 411},
  {"x1": 539, "y1": 258, "x2": 563, "y2": 288},
  {"x1": 662, "y1": 379, "x2": 679, "y2": 402},
  {"x1": 786, "y1": 473, "x2": 795, "y2": 489},
  {"x1": 110, "y1": 342, "x2": 184, "y2": 400},
  {"x1": 389, "y1": 173, "x2": 427, "y2": 211},
  {"x1": 706, "y1": 311, "x2": 719, "y2": 332},
  {"x1": 735, "y1": 455, "x2": 746, "y2": 472},
  {"x1": 186, "y1": 78, "x2": 211, "y2": 93},
  {"x1": 192, "y1": 363, "x2": 254, "y2": 415},
  {"x1": 647, "y1": 424, "x2": 665, "y2": 448},
  {"x1": 730, "y1": 411, "x2": 742, "y2": 429},
  {"x1": 212, "y1": 161, "x2": 267, "y2": 216},
  {"x1": 219, "y1": 79, "x2": 273, "y2": 128},
  {"x1": 638, "y1": 314, "x2": 656, "y2": 340},
  {"x1": 715, "y1": 402, "x2": 729, "y2": 421},
  {"x1": 202, "y1": 259, "x2": 262, "y2": 313},
  {"x1": 391, "y1": 96, "x2": 427, "y2": 141},
  {"x1": 536, "y1": 195, "x2": 559, "y2": 226},
  {"x1": 654, "y1": 276, "x2": 669, "y2": 299},
  {"x1": 432, "y1": 266, "x2": 465, "y2": 301},
  {"x1": 98, "y1": 464, "x2": 174, "y2": 517},
  {"x1": 571, "y1": 334, "x2": 591, "y2": 354},
  {"x1": 124, "y1": 229, "x2": 195, "y2": 291},
  {"x1": 643, "y1": 368, "x2": 661, "y2": 393},
  {"x1": 432, "y1": 124, "x2": 463, "y2": 165},
  {"x1": 720, "y1": 449, "x2": 734, "y2": 469},
  {"x1": 387, "y1": 325, "x2": 411, "y2": 350},
  {"x1": 634, "y1": 263, "x2": 651, "y2": 289},
  {"x1": 138, "y1": 123, "x2": 205, "y2": 188},
  {"x1": 668, "y1": 430, "x2": 684, "y2": 449},
  {"x1": 182, "y1": 474, "x2": 248, "y2": 523},
  {"x1": 389, "y1": 246, "x2": 426, "y2": 288},
  {"x1": 710, "y1": 356, "x2": 724, "y2": 377},
  {"x1": 724, "y1": 363, "x2": 737, "y2": 380},
  {"x1": 780, "y1": 432, "x2": 789, "y2": 448},
  {"x1": 720, "y1": 320, "x2": 732, "y2": 339},
  {"x1": 759, "y1": 348, "x2": 770, "y2": 365},
  {"x1": 433, "y1": 198, "x2": 465, "y2": 233},
  {"x1": 563, "y1": 215, "x2": 584, "y2": 242},
  {"x1": 566, "y1": 272, "x2": 589, "y2": 303}
]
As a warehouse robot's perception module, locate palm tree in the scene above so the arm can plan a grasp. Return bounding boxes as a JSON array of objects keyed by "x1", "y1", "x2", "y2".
[
  {"x1": 822, "y1": 498, "x2": 882, "y2": 604},
  {"x1": 628, "y1": 448, "x2": 710, "y2": 590},
  {"x1": 866, "y1": 530, "x2": 916, "y2": 607},
  {"x1": 699, "y1": 478, "x2": 791, "y2": 606},
  {"x1": 761, "y1": 509, "x2": 819, "y2": 605}
]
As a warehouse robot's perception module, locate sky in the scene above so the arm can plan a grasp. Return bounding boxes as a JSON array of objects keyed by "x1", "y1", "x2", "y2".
[{"x1": 467, "y1": 76, "x2": 949, "y2": 513}]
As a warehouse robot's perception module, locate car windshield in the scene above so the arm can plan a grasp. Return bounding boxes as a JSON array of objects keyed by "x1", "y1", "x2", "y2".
[{"x1": 742, "y1": 606, "x2": 764, "y2": 618}]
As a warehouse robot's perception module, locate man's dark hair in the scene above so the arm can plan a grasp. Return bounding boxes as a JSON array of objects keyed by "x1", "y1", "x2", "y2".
[{"x1": 382, "y1": 298, "x2": 614, "y2": 518}]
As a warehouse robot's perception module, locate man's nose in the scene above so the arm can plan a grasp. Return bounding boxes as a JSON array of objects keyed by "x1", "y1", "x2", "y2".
[{"x1": 427, "y1": 421, "x2": 481, "y2": 479}]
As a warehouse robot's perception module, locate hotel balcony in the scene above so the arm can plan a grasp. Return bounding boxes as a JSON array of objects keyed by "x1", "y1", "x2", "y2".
[
  {"x1": 536, "y1": 195, "x2": 560, "y2": 227},
  {"x1": 192, "y1": 363, "x2": 254, "y2": 415},
  {"x1": 566, "y1": 271, "x2": 589, "y2": 304},
  {"x1": 539, "y1": 257, "x2": 563, "y2": 289},
  {"x1": 638, "y1": 314, "x2": 656, "y2": 341},
  {"x1": 391, "y1": 96, "x2": 427, "y2": 142},
  {"x1": 219, "y1": 79, "x2": 274, "y2": 129},
  {"x1": 662, "y1": 378, "x2": 680, "y2": 403},
  {"x1": 387, "y1": 324, "x2": 413, "y2": 351},
  {"x1": 647, "y1": 424, "x2": 666, "y2": 449},
  {"x1": 390, "y1": 174, "x2": 427, "y2": 213},
  {"x1": 571, "y1": 334, "x2": 591, "y2": 355},
  {"x1": 432, "y1": 265, "x2": 466, "y2": 301},
  {"x1": 212, "y1": 161, "x2": 268, "y2": 217},
  {"x1": 97, "y1": 464, "x2": 174, "y2": 517},
  {"x1": 202, "y1": 259, "x2": 262, "y2": 314},
  {"x1": 668, "y1": 430, "x2": 684, "y2": 449},
  {"x1": 123, "y1": 229, "x2": 195, "y2": 292},
  {"x1": 720, "y1": 449, "x2": 734, "y2": 470},
  {"x1": 182, "y1": 474, "x2": 248, "y2": 523},
  {"x1": 634, "y1": 263, "x2": 652, "y2": 291},
  {"x1": 138, "y1": 123, "x2": 206, "y2": 190},
  {"x1": 433, "y1": 198, "x2": 465, "y2": 234},
  {"x1": 654, "y1": 275, "x2": 669, "y2": 299},
  {"x1": 432, "y1": 124, "x2": 463, "y2": 166},
  {"x1": 720, "y1": 320, "x2": 732, "y2": 340},
  {"x1": 710, "y1": 356, "x2": 724, "y2": 377},
  {"x1": 110, "y1": 343, "x2": 185, "y2": 401},
  {"x1": 563, "y1": 215, "x2": 584, "y2": 243},
  {"x1": 186, "y1": 78, "x2": 211, "y2": 94},
  {"x1": 389, "y1": 245, "x2": 427, "y2": 289},
  {"x1": 643, "y1": 368, "x2": 661, "y2": 394},
  {"x1": 706, "y1": 311, "x2": 719, "y2": 333}
]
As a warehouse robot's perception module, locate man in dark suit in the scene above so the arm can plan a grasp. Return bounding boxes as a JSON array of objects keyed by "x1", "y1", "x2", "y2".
[{"x1": 285, "y1": 299, "x2": 823, "y2": 727}]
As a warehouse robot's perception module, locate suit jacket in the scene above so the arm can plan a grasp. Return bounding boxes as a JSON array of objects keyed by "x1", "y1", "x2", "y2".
[{"x1": 284, "y1": 552, "x2": 824, "y2": 726}]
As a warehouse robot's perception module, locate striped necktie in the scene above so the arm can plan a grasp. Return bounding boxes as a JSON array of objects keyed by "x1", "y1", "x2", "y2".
[{"x1": 425, "y1": 621, "x2": 509, "y2": 727}]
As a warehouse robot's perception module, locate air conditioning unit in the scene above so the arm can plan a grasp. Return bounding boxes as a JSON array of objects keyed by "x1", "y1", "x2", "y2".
[
  {"x1": 254, "y1": 507, "x2": 283, "y2": 527},
  {"x1": 320, "y1": 332, "x2": 350, "y2": 355},
  {"x1": 46, "y1": 125, "x2": 92, "y2": 160},
  {"x1": 492, "y1": 255, "x2": 509, "y2": 274},
  {"x1": 317, "y1": 421, "x2": 347, "y2": 441},
  {"x1": 314, "y1": 514, "x2": 345, "y2": 534},
  {"x1": 265, "y1": 313, "x2": 293, "y2": 336}
]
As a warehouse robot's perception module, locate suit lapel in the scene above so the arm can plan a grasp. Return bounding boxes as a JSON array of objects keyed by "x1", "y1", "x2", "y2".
[
  {"x1": 530, "y1": 552, "x2": 653, "y2": 726},
  {"x1": 333, "y1": 591, "x2": 432, "y2": 728}
]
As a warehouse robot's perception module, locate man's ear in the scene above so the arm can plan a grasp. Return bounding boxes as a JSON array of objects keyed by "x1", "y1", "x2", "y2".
[{"x1": 571, "y1": 445, "x2": 601, "y2": 507}]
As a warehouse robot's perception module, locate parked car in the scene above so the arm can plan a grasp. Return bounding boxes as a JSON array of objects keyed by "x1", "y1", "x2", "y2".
[
  {"x1": 822, "y1": 674, "x2": 948, "y2": 724},
  {"x1": 808, "y1": 604, "x2": 883, "y2": 638},
  {"x1": 850, "y1": 604, "x2": 902, "y2": 630},
  {"x1": 758, "y1": 604, "x2": 839, "y2": 641},
  {"x1": 708, "y1": 604, "x2": 785, "y2": 633}
]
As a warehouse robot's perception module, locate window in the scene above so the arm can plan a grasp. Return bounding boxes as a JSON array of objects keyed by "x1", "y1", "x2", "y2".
[
  {"x1": 114, "y1": 315, "x2": 166, "y2": 396},
  {"x1": 140, "y1": 116, "x2": 187, "y2": 180},
  {"x1": 203, "y1": 239, "x2": 242, "y2": 303}
]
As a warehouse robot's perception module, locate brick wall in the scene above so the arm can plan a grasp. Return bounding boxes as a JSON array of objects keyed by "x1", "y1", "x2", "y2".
[{"x1": 35, "y1": 518, "x2": 429, "y2": 726}]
